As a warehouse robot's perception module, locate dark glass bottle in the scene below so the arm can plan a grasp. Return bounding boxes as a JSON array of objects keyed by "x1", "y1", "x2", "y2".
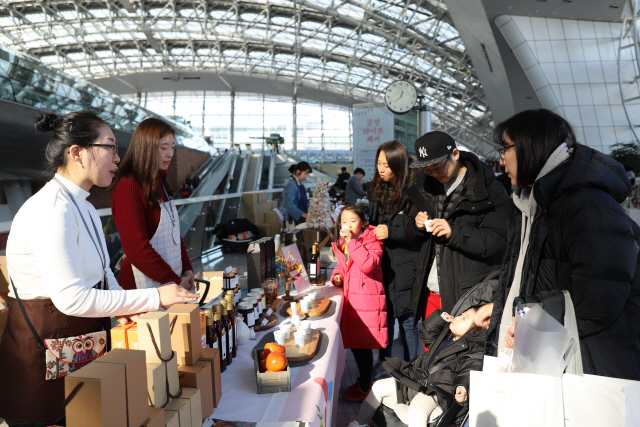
[
  {"x1": 212, "y1": 306, "x2": 227, "y2": 372},
  {"x1": 309, "y1": 243, "x2": 320, "y2": 283},
  {"x1": 205, "y1": 309, "x2": 218, "y2": 350},
  {"x1": 225, "y1": 293, "x2": 237, "y2": 358},
  {"x1": 220, "y1": 301, "x2": 233, "y2": 366}
]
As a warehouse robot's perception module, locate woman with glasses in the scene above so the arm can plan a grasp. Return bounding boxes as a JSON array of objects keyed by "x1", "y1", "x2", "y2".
[
  {"x1": 0, "y1": 111, "x2": 197, "y2": 426},
  {"x1": 485, "y1": 109, "x2": 640, "y2": 380},
  {"x1": 110, "y1": 118, "x2": 195, "y2": 291},
  {"x1": 404, "y1": 131, "x2": 509, "y2": 328}
]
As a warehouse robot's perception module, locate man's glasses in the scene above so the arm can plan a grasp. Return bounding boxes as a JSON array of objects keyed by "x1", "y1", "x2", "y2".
[
  {"x1": 498, "y1": 144, "x2": 515, "y2": 159},
  {"x1": 88, "y1": 144, "x2": 118, "y2": 156},
  {"x1": 423, "y1": 155, "x2": 450, "y2": 175}
]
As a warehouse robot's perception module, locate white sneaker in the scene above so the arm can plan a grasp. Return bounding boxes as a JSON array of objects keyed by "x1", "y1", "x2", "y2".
[{"x1": 348, "y1": 421, "x2": 367, "y2": 427}]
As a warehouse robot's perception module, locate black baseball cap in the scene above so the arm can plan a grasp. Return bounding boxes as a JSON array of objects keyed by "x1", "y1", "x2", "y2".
[{"x1": 410, "y1": 131, "x2": 457, "y2": 168}]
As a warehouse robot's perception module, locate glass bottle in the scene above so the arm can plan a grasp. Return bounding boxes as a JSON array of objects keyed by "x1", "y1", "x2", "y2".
[
  {"x1": 225, "y1": 293, "x2": 237, "y2": 358},
  {"x1": 212, "y1": 305, "x2": 227, "y2": 372},
  {"x1": 220, "y1": 301, "x2": 233, "y2": 366},
  {"x1": 205, "y1": 309, "x2": 218, "y2": 350},
  {"x1": 309, "y1": 243, "x2": 320, "y2": 283}
]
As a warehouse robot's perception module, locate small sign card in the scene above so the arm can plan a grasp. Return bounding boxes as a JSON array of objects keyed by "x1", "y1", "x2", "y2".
[{"x1": 281, "y1": 243, "x2": 311, "y2": 296}]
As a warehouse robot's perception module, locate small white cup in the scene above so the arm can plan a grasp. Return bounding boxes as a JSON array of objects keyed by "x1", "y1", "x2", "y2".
[
  {"x1": 279, "y1": 324, "x2": 291, "y2": 339},
  {"x1": 294, "y1": 331, "x2": 307, "y2": 347},
  {"x1": 307, "y1": 292, "x2": 317, "y2": 301},
  {"x1": 300, "y1": 320, "x2": 311, "y2": 334},
  {"x1": 300, "y1": 299, "x2": 310, "y2": 312},
  {"x1": 291, "y1": 314, "x2": 301, "y2": 327},
  {"x1": 274, "y1": 330, "x2": 285, "y2": 345}
]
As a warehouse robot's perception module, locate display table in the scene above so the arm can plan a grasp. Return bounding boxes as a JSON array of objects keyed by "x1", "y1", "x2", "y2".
[{"x1": 204, "y1": 284, "x2": 345, "y2": 427}]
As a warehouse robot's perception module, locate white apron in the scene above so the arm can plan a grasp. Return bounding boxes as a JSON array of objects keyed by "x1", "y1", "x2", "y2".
[{"x1": 132, "y1": 188, "x2": 183, "y2": 289}]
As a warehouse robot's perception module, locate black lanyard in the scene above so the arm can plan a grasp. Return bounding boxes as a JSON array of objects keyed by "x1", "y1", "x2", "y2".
[
  {"x1": 160, "y1": 182, "x2": 176, "y2": 228},
  {"x1": 53, "y1": 177, "x2": 108, "y2": 290}
]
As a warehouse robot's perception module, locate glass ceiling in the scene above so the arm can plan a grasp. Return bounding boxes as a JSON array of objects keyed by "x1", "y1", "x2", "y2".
[{"x1": 0, "y1": 0, "x2": 495, "y2": 153}]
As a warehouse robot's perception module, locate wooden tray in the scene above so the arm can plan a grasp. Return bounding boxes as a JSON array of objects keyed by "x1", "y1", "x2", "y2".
[
  {"x1": 269, "y1": 298, "x2": 284, "y2": 311},
  {"x1": 253, "y1": 314, "x2": 278, "y2": 332},
  {"x1": 283, "y1": 328, "x2": 321, "y2": 362},
  {"x1": 286, "y1": 297, "x2": 331, "y2": 317}
]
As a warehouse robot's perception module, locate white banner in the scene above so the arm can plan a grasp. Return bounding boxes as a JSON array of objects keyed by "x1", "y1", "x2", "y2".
[{"x1": 352, "y1": 106, "x2": 395, "y2": 179}]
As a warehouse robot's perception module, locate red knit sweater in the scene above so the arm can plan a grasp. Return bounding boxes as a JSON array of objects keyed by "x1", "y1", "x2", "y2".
[{"x1": 111, "y1": 170, "x2": 193, "y2": 290}]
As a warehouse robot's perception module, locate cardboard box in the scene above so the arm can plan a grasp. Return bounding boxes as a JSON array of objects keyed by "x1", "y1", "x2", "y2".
[
  {"x1": 247, "y1": 238, "x2": 267, "y2": 290},
  {"x1": 167, "y1": 355, "x2": 181, "y2": 396},
  {"x1": 94, "y1": 349, "x2": 148, "y2": 427},
  {"x1": 199, "y1": 312, "x2": 207, "y2": 349},
  {"x1": 138, "y1": 312, "x2": 172, "y2": 363},
  {"x1": 166, "y1": 304, "x2": 202, "y2": 366},
  {"x1": 264, "y1": 211, "x2": 277, "y2": 224},
  {"x1": 196, "y1": 271, "x2": 223, "y2": 303},
  {"x1": 127, "y1": 324, "x2": 138, "y2": 350},
  {"x1": 165, "y1": 408, "x2": 180, "y2": 427},
  {"x1": 142, "y1": 407, "x2": 165, "y2": 427},
  {"x1": 0, "y1": 255, "x2": 8, "y2": 294},
  {"x1": 179, "y1": 361, "x2": 214, "y2": 422},
  {"x1": 179, "y1": 388, "x2": 202, "y2": 427},
  {"x1": 147, "y1": 363, "x2": 167, "y2": 408},
  {"x1": 65, "y1": 361, "x2": 127, "y2": 427},
  {"x1": 199, "y1": 348, "x2": 222, "y2": 407},
  {"x1": 165, "y1": 397, "x2": 191, "y2": 427},
  {"x1": 110, "y1": 323, "x2": 132, "y2": 349},
  {"x1": 242, "y1": 192, "x2": 260, "y2": 205},
  {"x1": 245, "y1": 212, "x2": 264, "y2": 225}
]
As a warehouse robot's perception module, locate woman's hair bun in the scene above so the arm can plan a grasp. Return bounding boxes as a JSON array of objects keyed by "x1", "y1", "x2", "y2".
[
  {"x1": 34, "y1": 112, "x2": 60, "y2": 133},
  {"x1": 288, "y1": 163, "x2": 297, "y2": 174}
]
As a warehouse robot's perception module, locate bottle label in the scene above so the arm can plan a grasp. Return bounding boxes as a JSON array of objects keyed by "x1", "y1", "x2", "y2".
[
  {"x1": 201, "y1": 335, "x2": 207, "y2": 349},
  {"x1": 248, "y1": 312, "x2": 255, "y2": 327},
  {"x1": 213, "y1": 340, "x2": 218, "y2": 349},
  {"x1": 310, "y1": 264, "x2": 317, "y2": 275},
  {"x1": 228, "y1": 325, "x2": 234, "y2": 353},
  {"x1": 221, "y1": 335, "x2": 227, "y2": 359}
]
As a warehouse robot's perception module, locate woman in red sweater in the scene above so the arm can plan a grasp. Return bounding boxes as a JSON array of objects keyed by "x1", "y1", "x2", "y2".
[{"x1": 110, "y1": 118, "x2": 195, "y2": 290}]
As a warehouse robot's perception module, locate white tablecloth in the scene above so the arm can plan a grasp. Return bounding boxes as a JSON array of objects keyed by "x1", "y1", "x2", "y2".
[{"x1": 204, "y1": 284, "x2": 345, "y2": 427}]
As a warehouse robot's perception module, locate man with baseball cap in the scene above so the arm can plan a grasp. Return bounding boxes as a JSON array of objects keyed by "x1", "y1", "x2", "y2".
[{"x1": 404, "y1": 131, "x2": 510, "y2": 328}]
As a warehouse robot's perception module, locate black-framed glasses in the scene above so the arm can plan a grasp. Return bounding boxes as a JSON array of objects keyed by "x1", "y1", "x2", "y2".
[
  {"x1": 423, "y1": 155, "x2": 450, "y2": 175},
  {"x1": 498, "y1": 144, "x2": 515, "y2": 159},
  {"x1": 88, "y1": 144, "x2": 118, "y2": 156}
]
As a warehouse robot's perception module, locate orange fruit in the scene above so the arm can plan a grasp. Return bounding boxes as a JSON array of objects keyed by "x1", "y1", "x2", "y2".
[
  {"x1": 265, "y1": 343, "x2": 286, "y2": 354},
  {"x1": 266, "y1": 352, "x2": 287, "y2": 372},
  {"x1": 259, "y1": 349, "x2": 271, "y2": 360},
  {"x1": 259, "y1": 359, "x2": 267, "y2": 373}
]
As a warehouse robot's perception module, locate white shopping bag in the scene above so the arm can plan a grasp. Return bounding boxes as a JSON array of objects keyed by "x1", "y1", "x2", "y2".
[
  {"x1": 562, "y1": 373, "x2": 640, "y2": 427},
  {"x1": 469, "y1": 356, "x2": 564, "y2": 427}
]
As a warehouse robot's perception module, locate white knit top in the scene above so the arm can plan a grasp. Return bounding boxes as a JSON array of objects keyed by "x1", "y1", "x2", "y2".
[{"x1": 7, "y1": 174, "x2": 160, "y2": 317}]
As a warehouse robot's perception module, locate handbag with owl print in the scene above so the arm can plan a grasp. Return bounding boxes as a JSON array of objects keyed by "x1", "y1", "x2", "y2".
[{"x1": 44, "y1": 332, "x2": 107, "y2": 380}]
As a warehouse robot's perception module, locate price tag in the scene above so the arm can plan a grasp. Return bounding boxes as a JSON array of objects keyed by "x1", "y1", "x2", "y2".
[
  {"x1": 266, "y1": 308, "x2": 273, "y2": 316},
  {"x1": 261, "y1": 318, "x2": 269, "y2": 326}
]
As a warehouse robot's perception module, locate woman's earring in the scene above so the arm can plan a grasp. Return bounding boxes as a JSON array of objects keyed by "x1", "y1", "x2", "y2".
[{"x1": 76, "y1": 158, "x2": 80, "y2": 165}]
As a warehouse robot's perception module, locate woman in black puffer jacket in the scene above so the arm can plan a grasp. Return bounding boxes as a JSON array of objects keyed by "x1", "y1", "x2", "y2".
[
  {"x1": 485, "y1": 109, "x2": 640, "y2": 380},
  {"x1": 369, "y1": 141, "x2": 421, "y2": 360}
]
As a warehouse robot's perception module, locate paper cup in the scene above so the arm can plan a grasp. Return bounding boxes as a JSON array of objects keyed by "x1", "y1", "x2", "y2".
[
  {"x1": 294, "y1": 331, "x2": 307, "y2": 347},
  {"x1": 300, "y1": 320, "x2": 311, "y2": 334},
  {"x1": 279, "y1": 324, "x2": 291, "y2": 339},
  {"x1": 300, "y1": 299, "x2": 309, "y2": 312},
  {"x1": 274, "y1": 330, "x2": 285, "y2": 345},
  {"x1": 291, "y1": 314, "x2": 301, "y2": 327}
]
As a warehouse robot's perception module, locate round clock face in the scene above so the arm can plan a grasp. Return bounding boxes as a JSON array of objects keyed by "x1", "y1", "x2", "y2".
[{"x1": 384, "y1": 80, "x2": 418, "y2": 114}]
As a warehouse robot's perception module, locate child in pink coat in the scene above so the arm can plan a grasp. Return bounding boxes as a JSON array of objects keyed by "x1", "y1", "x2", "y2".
[{"x1": 331, "y1": 204, "x2": 389, "y2": 402}]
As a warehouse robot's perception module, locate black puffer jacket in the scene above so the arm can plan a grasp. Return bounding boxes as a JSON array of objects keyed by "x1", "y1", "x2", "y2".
[
  {"x1": 405, "y1": 152, "x2": 510, "y2": 316},
  {"x1": 486, "y1": 145, "x2": 640, "y2": 381},
  {"x1": 387, "y1": 310, "x2": 485, "y2": 413},
  {"x1": 369, "y1": 188, "x2": 421, "y2": 319}
]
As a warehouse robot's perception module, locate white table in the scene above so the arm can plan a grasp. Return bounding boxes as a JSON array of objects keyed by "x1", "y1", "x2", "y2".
[{"x1": 204, "y1": 285, "x2": 345, "y2": 427}]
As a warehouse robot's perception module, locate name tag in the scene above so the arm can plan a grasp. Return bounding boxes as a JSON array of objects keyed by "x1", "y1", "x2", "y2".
[
  {"x1": 266, "y1": 308, "x2": 273, "y2": 316},
  {"x1": 261, "y1": 318, "x2": 269, "y2": 326}
]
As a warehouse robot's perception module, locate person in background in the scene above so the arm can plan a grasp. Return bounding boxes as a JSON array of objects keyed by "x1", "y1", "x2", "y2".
[
  {"x1": 405, "y1": 131, "x2": 509, "y2": 338},
  {"x1": 345, "y1": 167, "x2": 367, "y2": 204},
  {"x1": 0, "y1": 111, "x2": 196, "y2": 426},
  {"x1": 337, "y1": 166, "x2": 351, "y2": 191},
  {"x1": 328, "y1": 182, "x2": 343, "y2": 201},
  {"x1": 487, "y1": 109, "x2": 640, "y2": 380},
  {"x1": 331, "y1": 205, "x2": 388, "y2": 402},
  {"x1": 179, "y1": 182, "x2": 191, "y2": 197},
  {"x1": 283, "y1": 161, "x2": 312, "y2": 225},
  {"x1": 369, "y1": 141, "x2": 421, "y2": 361},
  {"x1": 110, "y1": 118, "x2": 195, "y2": 291},
  {"x1": 192, "y1": 173, "x2": 200, "y2": 189},
  {"x1": 185, "y1": 174, "x2": 192, "y2": 187}
]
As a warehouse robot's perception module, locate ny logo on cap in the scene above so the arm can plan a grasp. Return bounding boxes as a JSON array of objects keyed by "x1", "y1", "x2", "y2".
[{"x1": 418, "y1": 147, "x2": 428, "y2": 158}]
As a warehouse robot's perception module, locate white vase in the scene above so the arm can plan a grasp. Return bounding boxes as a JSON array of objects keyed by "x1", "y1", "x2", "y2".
[{"x1": 236, "y1": 315, "x2": 251, "y2": 345}]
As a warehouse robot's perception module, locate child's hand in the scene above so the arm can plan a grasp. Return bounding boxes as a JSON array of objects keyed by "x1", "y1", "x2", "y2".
[
  {"x1": 443, "y1": 313, "x2": 454, "y2": 323},
  {"x1": 455, "y1": 386, "x2": 467, "y2": 403},
  {"x1": 340, "y1": 227, "x2": 353, "y2": 243},
  {"x1": 333, "y1": 274, "x2": 343, "y2": 286}
]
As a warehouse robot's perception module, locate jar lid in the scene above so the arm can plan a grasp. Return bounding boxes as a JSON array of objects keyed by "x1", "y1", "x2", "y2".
[
  {"x1": 223, "y1": 272, "x2": 235, "y2": 278},
  {"x1": 238, "y1": 302, "x2": 252, "y2": 310},
  {"x1": 250, "y1": 288, "x2": 265, "y2": 295}
]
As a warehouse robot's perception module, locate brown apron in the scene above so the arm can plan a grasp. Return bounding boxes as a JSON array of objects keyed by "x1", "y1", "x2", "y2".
[{"x1": 0, "y1": 297, "x2": 103, "y2": 423}]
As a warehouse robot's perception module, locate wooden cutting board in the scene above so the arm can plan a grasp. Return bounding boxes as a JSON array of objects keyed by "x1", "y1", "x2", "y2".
[
  {"x1": 283, "y1": 328, "x2": 321, "y2": 361},
  {"x1": 286, "y1": 297, "x2": 331, "y2": 317},
  {"x1": 270, "y1": 298, "x2": 284, "y2": 311},
  {"x1": 254, "y1": 314, "x2": 278, "y2": 332}
]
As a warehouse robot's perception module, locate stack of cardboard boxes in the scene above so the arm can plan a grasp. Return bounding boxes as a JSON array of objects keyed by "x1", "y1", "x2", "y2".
[
  {"x1": 242, "y1": 193, "x2": 281, "y2": 238},
  {"x1": 66, "y1": 305, "x2": 222, "y2": 427}
]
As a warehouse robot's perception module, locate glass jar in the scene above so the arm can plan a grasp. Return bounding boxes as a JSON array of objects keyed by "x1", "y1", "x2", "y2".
[
  {"x1": 223, "y1": 272, "x2": 234, "y2": 291},
  {"x1": 241, "y1": 296, "x2": 259, "y2": 319},
  {"x1": 237, "y1": 302, "x2": 255, "y2": 329},
  {"x1": 249, "y1": 289, "x2": 266, "y2": 312}
]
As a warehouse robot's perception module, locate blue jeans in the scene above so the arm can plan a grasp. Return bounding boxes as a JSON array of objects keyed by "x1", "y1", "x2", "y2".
[{"x1": 382, "y1": 312, "x2": 420, "y2": 361}]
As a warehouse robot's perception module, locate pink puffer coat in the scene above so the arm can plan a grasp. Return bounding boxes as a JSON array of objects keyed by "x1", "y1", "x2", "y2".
[{"x1": 331, "y1": 226, "x2": 388, "y2": 350}]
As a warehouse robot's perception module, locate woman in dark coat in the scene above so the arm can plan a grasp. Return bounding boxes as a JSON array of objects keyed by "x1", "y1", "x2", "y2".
[
  {"x1": 486, "y1": 109, "x2": 640, "y2": 380},
  {"x1": 369, "y1": 141, "x2": 421, "y2": 360}
]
